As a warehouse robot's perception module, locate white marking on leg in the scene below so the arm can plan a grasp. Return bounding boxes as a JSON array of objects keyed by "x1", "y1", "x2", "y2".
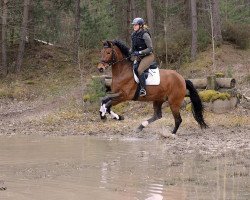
[
  {"x1": 110, "y1": 111, "x2": 119, "y2": 120},
  {"x1": 141, "y1": 121, "x2": 149, "y2": 127},
  {"x1": 99, "y1": 104, "x2": 107, "y2": 117}
]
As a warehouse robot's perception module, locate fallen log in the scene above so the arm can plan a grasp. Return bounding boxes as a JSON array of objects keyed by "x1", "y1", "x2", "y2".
[
  {"x1": 189, "y1": 78, "x2": 207, "y2": 89},
  {"x1": 216, "y1": 78, "x2": 236, "y2": 88},
  {"x1": 92, "y1": 76, "x2": 236, "y2": 92}
]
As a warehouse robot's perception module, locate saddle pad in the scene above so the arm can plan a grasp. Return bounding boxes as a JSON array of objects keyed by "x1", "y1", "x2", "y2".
[{"x1": 133, "y1": 68, "x2": 160, "y2": 85}]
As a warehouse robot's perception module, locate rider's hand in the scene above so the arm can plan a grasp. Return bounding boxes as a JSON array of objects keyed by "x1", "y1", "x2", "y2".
[{"x1": 132, "y1": 51, "x2": 141, "y2": 56}]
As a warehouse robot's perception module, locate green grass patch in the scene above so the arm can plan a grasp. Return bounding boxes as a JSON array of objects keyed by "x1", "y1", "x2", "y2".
[{"x1": 83, "y1": 77, "x2": 106, "y2": 103}]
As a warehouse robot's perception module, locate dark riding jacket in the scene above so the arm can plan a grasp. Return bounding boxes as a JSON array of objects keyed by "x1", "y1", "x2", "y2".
[{"x1": 131, "y1": 29, "x2": 153, "y2": 56}]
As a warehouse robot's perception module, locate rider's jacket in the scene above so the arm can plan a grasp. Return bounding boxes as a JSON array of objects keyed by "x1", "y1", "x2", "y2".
[{"x1": 131, "y1": 29, "x2": 150, "y2": 52}]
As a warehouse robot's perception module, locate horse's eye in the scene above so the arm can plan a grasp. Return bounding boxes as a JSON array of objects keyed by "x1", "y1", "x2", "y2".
[{"x1": 107, "y1": 52, "x2": 111, "y2": 55}]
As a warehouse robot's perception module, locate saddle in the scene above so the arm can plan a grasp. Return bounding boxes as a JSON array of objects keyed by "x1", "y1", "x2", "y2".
[{"x1": 133, "y1": 61, "x2": 160, "y2": 86}]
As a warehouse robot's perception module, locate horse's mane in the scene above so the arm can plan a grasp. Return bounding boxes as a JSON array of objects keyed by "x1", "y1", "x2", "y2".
[{"x1": 112, "y1": 40, "x2": 130, "y2": 58}]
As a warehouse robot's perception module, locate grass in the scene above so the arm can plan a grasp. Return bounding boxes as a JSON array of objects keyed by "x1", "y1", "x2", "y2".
[
  {"x1": 83, "y1": 77, "x2": 106, "y2": 103},
  {"x1": 1, "y1": 43, "x2": 81, "y2": 101},
  {"x1": 0, "y1": 81, "x2": 31, "y2": 100}
]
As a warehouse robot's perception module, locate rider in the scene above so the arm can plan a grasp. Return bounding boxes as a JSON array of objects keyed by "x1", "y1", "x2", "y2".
[{"x1": 130, "y1": 17, "x2": 154, "y2": 97}]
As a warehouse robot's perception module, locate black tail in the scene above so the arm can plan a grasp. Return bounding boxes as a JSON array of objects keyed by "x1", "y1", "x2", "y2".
[{"x1": 185, "y1": 80, "x2": 208, "y2": 129}]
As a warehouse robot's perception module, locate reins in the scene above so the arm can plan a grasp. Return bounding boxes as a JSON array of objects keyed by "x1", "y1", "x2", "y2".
[{"x1": 101, "y1": 45, "x2": 131, "y2": 67}]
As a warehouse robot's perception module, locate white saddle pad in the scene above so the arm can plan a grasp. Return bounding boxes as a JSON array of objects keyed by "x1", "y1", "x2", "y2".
[{"x1": 133, "y1": 67, "x2": 160, "y2": 85}]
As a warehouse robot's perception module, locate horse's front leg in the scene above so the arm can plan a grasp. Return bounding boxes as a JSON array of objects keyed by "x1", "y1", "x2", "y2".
[{"x1": 99, "y1": 93, "x2": 124, "y2": 121}]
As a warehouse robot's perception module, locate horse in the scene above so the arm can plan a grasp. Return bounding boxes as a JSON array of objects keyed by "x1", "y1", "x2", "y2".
[{"x1": 97, "y1": 40, "x2": 208, "y2": 134}]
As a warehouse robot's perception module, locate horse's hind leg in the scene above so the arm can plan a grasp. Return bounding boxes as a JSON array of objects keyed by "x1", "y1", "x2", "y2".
[
  {"x1": 137, "y1": 101, "x2": 163, "y2": 132},
  {"x1": 169, "y1": 103, "x2": 182, "y2": 134}
]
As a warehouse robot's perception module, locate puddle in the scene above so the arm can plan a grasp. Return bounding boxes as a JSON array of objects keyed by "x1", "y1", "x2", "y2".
[{"x1": 0, "y1": 135, "x2": 249, "y2": 200}]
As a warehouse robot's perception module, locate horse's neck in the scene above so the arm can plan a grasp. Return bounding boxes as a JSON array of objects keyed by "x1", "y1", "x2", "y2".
[{"x1": 111, "y1": 61, "x2": 133, "y2": 80}]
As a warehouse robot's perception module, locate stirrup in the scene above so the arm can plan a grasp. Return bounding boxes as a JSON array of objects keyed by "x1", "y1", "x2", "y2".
[{"x1": 139, "y1": 88, "x2": 146, "y2": 97}]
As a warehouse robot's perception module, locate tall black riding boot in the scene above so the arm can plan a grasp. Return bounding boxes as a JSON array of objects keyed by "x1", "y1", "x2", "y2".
[{"x1": 138, "y1": 73, "x2": 146, "y2": 97}]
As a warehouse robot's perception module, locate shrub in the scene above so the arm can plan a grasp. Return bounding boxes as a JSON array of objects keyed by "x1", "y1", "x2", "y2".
[
  {"x1": 198, "y1": 27, "x2": 211, "y2": 51},
  {"x1": 84, "y1": 77, "x2": 106, "y2": 103},
  {"x1": 222, "y1": 22, "x2": 250, "y2": 49},
  {"x1": 199, "y1": 90, "x2": 231, "y2": 102},
  {"x1": 155, "y1": 29, "x2": 191, "y2": 64}
]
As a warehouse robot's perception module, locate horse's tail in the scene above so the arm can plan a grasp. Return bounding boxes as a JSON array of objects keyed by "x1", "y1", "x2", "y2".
[{"x1": 185, "y1": 80, "x2": 208, "y2": 129}]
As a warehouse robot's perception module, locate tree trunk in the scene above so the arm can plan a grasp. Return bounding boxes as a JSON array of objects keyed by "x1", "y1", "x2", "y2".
[
  {"x1": 10, "y1": 26, "x2": 15, "y2": 46},
  {"x1": 126, "y1": 0, "x2": 132, "y2": 44},
  {"x1": 1, "y1": 0, "x2": 8, "y2": 76},
  {"x1": 73, "y1": 0, "x2": 81, "y2": 64},
  {"x1": 16, "y1": 0, "x2": 30, "y2": 73},
  {"x1": 190, "y1": 0, "x2": 197, "y2": 61},
  {"x1": 146, "y1": 0, "x2": 154, "y2": 36},
  {"x1": 209, "y1": 1, "x2": 216, "y2": 72},
  {"x1": 211, "y1": 0, "x2": 222, "y2": 45},
  {"x1": 28, "y1": 0, "x2": 35, "y2": 47},
  {"x1": 131, "y1": 0, "x2": 136, "y2": 19},
  {"x1": 164, "y1": 0, "x2": 169, "y2": 65}
]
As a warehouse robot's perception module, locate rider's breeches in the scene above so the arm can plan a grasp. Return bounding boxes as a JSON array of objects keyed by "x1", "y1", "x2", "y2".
[{"x1": 138, "y1": 53, "x2": 155, "y2": 76}]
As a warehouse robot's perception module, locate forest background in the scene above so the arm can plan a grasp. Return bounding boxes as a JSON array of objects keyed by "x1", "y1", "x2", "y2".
[
  {"x1": 0, "y1": 0, "x2": 249, "y2": 103},
  {"x1": 1, "y1": 0, "x2": 250, "y2": 73}
]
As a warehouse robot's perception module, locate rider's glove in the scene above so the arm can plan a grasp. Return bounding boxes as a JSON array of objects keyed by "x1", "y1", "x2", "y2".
[{"x1": 132, "y1": 51, "x2": 141, "y2": 56}]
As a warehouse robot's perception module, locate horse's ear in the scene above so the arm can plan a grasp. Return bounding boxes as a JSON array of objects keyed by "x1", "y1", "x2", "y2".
[
  {"x1": 107, "y1": 41, "x2": 114, "y2": 47},
  {"x1": 102, "y1": 40, "x2": 108, "y2": 47},
  {"x1": 102, "y1": 40, "x2": 112, "y2": 48}
]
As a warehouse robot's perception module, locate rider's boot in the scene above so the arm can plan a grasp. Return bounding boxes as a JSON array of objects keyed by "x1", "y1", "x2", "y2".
[{"x1": 139, "y1": 73, "x2": 146, "y2": 97}]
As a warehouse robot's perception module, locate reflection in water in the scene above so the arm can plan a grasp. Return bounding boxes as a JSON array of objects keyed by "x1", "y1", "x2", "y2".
[
  {"x1": 146, "y1": 183, "x2": 164, "y2": 200},
  {"x1": 0, "y1": 135, "x2": 249, "y2": 200},
  {"x1": 100, "y1": 162, "x2": 108, "y2": 185}
]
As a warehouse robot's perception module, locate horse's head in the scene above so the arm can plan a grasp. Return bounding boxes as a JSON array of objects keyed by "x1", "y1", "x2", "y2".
[{"x1": 97, "y1": 41, "x2": 116, "y2": 73}]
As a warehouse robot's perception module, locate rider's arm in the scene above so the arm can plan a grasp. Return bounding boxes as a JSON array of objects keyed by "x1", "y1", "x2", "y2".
[{"x1": 140, "y1": 33, "x2": 153, "y2": 55}]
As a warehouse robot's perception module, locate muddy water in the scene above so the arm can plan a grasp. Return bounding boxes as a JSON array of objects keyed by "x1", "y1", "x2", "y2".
[{"x1": 0, "y1": 136, "x2": 249, "y2": 200}]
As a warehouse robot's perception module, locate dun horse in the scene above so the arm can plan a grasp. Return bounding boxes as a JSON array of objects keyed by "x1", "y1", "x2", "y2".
[{"x1": 97, "y1": 40, "x2": 207, "y2": 134}]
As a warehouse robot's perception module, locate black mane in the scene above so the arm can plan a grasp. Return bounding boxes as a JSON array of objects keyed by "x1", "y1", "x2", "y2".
[{"x1": 112, "y1": 40, "x2": 130, "y2": 57}]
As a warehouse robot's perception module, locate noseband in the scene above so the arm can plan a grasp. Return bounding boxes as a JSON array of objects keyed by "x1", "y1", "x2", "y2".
[{"x1": 100, "y1": 45, "x2": 130, "y2": 67}]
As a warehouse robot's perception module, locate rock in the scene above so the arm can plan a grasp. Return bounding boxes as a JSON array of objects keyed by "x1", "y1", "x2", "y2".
[{"x1": 204, "y1": 97, "x2": 238, "y2": 113}]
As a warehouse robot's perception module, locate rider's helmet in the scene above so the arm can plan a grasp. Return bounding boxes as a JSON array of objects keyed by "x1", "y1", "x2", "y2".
[{"x1": 131, "y1": 18, "x2": 144, "y2": 26}]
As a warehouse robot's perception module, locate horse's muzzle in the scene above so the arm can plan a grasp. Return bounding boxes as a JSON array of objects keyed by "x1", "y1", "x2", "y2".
[
  {"x1": 99, "y1": 68, "x2": 104, "y2": 73},
  {"x1": 97, "y1": 62, "x2": 107, "y2": 73}
]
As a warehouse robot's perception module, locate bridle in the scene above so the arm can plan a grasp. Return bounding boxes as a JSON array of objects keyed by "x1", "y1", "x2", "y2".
[{"x1": 100, "y1": 45, "x2": 130, "y2": 67}]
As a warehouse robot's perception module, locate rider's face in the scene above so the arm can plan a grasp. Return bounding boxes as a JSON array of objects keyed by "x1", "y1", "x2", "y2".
[{"x1": 133, "y1": 24, "x2": 140, "y2": 31}]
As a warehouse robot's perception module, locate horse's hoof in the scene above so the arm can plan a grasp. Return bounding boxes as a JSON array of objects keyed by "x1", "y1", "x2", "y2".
[
  {"x1": 100, "y1": 110, "x2": 107, "y2": 120},
  {"x1": 161, "y1": 132, "x2": 176, "y2": 139},
  {"x1": 136, "y1": 125, "x2": 144, "y2": 133},
  {"x1": 119, "y1": 115, "x2": 124, "y2": 120},
  {"x1": 100, "y1": 115, "x2": 107, "y2": 120}
]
